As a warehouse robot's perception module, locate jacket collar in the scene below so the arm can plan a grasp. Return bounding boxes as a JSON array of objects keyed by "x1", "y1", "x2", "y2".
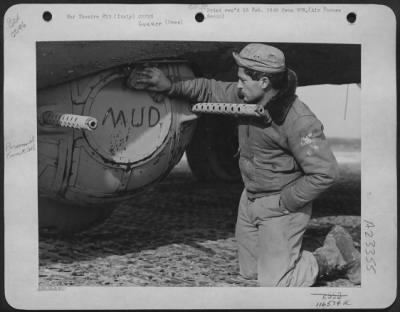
[{"x1": 264, "y1": 69, "x2": 298, "y2": 125}]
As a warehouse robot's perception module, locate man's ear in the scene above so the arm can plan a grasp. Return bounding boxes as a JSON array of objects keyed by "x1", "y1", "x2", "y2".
[{"x1": 260, "y1": 76, "x2": 270, "y2": 90}]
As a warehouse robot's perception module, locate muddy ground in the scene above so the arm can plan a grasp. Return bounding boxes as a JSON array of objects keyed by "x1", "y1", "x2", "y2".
[{"x1": 39, "y1": 140, "x2": 361, "y2": 288}]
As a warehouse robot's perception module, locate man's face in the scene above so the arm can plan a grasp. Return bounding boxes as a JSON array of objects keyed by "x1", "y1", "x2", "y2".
[{"x1": 237, "y1": 67, "x2": 267, "y2": 104}]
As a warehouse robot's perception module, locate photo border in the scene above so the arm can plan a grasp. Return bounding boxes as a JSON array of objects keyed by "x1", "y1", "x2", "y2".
[{"x1": 2, "y1": 2, "x2": 398, "y2": 310}]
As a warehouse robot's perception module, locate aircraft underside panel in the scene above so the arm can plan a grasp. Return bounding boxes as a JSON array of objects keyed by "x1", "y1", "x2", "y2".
[{"x1": 37, "y1": 62, "x2": 197, "y2": 206}]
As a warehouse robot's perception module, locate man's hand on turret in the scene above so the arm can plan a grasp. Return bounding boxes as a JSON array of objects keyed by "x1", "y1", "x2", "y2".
[{"x1": 127, "y1": 67, "x2": 172, "y2": 92}]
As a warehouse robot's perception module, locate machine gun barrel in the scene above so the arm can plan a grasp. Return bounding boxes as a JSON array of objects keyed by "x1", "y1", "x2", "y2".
[
  {"x1": 41, "y1": 111, "x2": 98, "y2": 131},
  {"x1": 192, "y1": 103, "x2": 265, "y2": 117}
]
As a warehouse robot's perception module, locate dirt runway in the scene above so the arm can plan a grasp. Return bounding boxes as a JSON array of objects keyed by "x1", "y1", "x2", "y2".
[{"x1": 39, "y1": 144, "x2": 361, "y2": 288}]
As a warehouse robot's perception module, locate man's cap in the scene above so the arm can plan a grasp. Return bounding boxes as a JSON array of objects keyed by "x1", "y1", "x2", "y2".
[{"x1": 233, "y1": 43, "x2": 286, "y2": 74}]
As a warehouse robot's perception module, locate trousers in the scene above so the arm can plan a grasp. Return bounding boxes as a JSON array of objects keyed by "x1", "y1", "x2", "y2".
[{"x1": 235, "y1": 189, "x2": 319, "y2": 286}]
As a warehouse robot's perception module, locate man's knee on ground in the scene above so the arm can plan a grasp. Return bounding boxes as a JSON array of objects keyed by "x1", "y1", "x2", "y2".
[
  {"x1": 258, "y1": 274, "x2": 284, "y2": 287},
  {"x1": 238, "y1": 255, "x2": 257, "y2": 275},
  {"x1": 241, "y1": 272, "x2": 257, "y2": 280},
  {"x1": 257, "y1": 262, "x2": 297, "y2": 287},
  {"x1": 257, "y1": 258, "x2": 317, "y2": 287},
  {"x1": 239, "y1": 267, "x2": 257, "y2": 280}
]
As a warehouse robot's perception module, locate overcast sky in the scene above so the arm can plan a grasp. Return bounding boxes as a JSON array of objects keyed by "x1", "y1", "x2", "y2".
[{"x1": 296, "y1": 84, "x2": 361, "y2": 139}]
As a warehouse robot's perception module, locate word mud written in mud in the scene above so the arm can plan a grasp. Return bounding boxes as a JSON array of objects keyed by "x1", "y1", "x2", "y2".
[{"x1": 102, "y1": 106, "x2": 161, "y2": 128}]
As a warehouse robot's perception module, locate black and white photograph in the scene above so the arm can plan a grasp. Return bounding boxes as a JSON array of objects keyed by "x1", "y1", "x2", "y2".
[
  {"x1": 36, "y1": 40, "x2": 362, "y2": 289},
  {"x1": 3, "y1": 3, "x2": 397, "y2": 310}
]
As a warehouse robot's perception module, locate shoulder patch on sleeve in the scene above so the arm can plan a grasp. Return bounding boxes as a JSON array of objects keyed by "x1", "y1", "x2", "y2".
[{"x1": 300, "y1": 132, "x2": 320, "y2": 155}]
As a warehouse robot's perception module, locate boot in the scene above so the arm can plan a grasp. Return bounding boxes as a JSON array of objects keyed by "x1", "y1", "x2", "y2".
[{"x1": 313, "y1": 225, "x2": 361, "y2": 284}]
